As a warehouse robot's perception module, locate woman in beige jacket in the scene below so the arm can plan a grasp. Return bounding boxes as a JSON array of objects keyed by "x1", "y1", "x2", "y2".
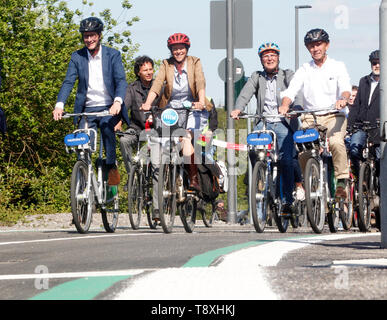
[{"x1": 142, "y1": 33, "x2": 212, "y2": 191}]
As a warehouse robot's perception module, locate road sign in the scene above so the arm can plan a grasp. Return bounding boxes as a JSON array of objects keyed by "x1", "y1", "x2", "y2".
[
  {"x1": 218, "y1": 57, "x2": 244, "y2": 83},
  {"x1": 210, "y1": 0, "x2": 253, "y2": 49}
]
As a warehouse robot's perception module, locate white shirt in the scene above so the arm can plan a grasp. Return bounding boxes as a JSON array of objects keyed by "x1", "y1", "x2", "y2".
[
  {"x1": 85, "y1": 48, "x2": 113, "y2": 108},
  {"x1": 55, "y1": 46, "x2": 122, "y2": 109},
  {"x1": 280, "y1": 56, "x2": 351, "y2": 115}
]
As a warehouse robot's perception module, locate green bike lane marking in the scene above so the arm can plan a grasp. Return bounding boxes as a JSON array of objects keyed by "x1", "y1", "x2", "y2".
[
  {"x1": 30, "y1": 275, "x2": 130, "y2": 300},
  {"x1": 30, "y1": 235, "x2": 321, "y2": 300}
]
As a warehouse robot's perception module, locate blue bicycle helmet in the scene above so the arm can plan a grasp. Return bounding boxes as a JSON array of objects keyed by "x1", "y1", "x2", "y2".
[{"x1": 258, "y1": 43, "x2": 280, "y2": 58}]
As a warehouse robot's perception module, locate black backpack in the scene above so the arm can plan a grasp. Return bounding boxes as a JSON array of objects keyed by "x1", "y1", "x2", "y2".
[{"x1": 197, "y1": 162, "x2": 221, "y2": 202}]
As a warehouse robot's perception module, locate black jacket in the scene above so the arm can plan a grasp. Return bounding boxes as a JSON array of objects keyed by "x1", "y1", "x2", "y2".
[
  {"x1": 348, "y1": 74, "x2": 380, "y2": 144},
  {"x1": 124, "y1": 79, "x2": 160, "y2": 132}
]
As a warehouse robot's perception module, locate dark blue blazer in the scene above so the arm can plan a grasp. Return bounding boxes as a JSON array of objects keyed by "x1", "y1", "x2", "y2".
[{"x1": 56, "y1": 45, "x2": 129, "y2": 125}]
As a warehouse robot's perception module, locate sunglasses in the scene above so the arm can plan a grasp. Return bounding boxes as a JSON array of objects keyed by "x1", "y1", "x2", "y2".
[{"x1": 371, "y1": 61, "x2": 380, "y2": 66}]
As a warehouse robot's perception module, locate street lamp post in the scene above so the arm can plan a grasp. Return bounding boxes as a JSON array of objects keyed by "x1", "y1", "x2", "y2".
[{"x1": 295, "y1": 5, "x2": 312, "y2": 70}]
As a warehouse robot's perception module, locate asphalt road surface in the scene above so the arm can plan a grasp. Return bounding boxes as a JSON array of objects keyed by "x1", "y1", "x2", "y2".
[{"x1": 1, "y1": 220, "x2": 386, "y2": 307}]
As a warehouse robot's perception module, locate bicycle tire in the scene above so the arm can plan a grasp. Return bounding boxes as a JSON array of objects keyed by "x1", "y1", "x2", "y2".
[
  {"x1": 358, "y1": 162, "x2": 372, "y2": 232},
  {"x1": 101, "y1": 184, "x2": 119, "y2": 233},
  {"x1": 145, "y1": 163, "x2": 158, "y2": 229},
  {"x1": 201, "y1": 201, "x2": 217, "y2": 227},
  {"x1": 304, "y1": 157, "x2": 325, "y2": 234},
  {"x1": 339, "y1": 179, "x2": 353, "y2": 230},
  {"x1": 180, "y1": 196, "x2": 197, "y2": 233},
  {"x1": 70, "y1": 160, "x2": 93, "y2": 234},
  {"x1": 250, "y1": 161, "x2": 268, "y2": 233},
  {"x1": 158, "y1": 163, "x2": 177, "y2": 234},
  {"x1": 127, "y1": 166, "x2": 142, "y2": 230}
]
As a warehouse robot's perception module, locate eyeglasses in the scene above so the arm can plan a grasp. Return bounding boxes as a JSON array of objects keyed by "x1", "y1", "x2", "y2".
[
  {"x1": 371, "y1": 61, "x2": 380, "y2": 66},
  {"x1": 83, "y1": 33, "x2": 99, "y2": 40},
  {"x1": 261, "y1": 54, "x2": 278, "y2": 60}
]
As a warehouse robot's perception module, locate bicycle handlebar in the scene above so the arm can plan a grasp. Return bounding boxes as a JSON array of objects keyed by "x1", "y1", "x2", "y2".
[{"x1": 62, "y1": 110, "x2": 111, "y2": 119}]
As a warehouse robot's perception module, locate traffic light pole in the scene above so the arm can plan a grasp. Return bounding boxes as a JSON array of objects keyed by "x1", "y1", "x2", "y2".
[{"x1": 226, "y1": 0, "x2": 237, "y2": 224}]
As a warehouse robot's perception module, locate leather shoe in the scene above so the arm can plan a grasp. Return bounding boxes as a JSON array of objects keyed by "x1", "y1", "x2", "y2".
[
  {"x1": 335, "y1": 179, "x2": 347, "y2": 199},
  {"x1": 108, "y1": 167, "x2": 120, "y2": 186}
]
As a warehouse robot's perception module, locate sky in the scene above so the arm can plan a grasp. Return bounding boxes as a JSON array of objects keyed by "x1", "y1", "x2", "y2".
[{"x1": 65, "y1": 0, "x2": 380, "y2": 107}]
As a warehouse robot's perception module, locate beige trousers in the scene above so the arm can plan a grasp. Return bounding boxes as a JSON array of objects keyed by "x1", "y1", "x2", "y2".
[{"x1": 299, "y1": 113, "x2": 349, "y2": 180}]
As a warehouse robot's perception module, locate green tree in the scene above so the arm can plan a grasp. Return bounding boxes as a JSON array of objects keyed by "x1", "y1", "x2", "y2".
[{"x1": 0, "y1": 0, "x2": 139, "y2": 224}]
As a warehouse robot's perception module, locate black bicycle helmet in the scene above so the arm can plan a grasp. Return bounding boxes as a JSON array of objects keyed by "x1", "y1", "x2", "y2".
[
  {"x1": 79, "y1": 17, "x2": 104, "y2": 34},
  {"x1": 304, "y1": 28, "x2": 330, "y2": 45},
  {"x1": 369, "y1": 50, "x2": 380, "y2": 62}
]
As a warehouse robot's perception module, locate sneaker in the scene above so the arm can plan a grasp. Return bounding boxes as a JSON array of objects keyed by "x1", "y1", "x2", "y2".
[
  {"x1": 152, "y1": 209, "x2": 160, "y2": 221},
  {"x1": 335, "y1": 179, "x2": 347, "y2": 199},
  {"x1": 108, "y1": 167, "x2": 120, "y2": 186},
  {"x1": 295, "y1": 186, "x2": 306, "y2": 201}
]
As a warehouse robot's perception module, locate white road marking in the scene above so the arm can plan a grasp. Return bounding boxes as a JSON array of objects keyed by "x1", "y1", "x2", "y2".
[
  {"x1": 0, "y1": 269, "x2": 147, "y2": 281},
  {"x1": 332, "y1": 258, "x2": 387, "y2": 268},
  {"x1": 114, "y1": 232, "x2": 381, "y2": 300}
]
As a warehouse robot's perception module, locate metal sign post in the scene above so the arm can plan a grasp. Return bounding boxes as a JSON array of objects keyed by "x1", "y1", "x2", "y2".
[
  {"x1": 226, "y1": 0, "x2": 237, "y2": 223},
  {"x1": 380, "y1": 0, "x2": 387, "y2": 248}
]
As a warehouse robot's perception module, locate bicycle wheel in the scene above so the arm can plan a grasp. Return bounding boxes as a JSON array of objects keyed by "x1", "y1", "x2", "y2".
[
  {"x1": 358, "y1": 162, "x2": 372, "y2": 232},
  {"x1": 101, "y1": 184, "x2": 119, "y2": 233},
  {"x1": 180, "y1": 196, "x2": 197, "y2": 233},
  {"x1": 304, "y1": 158, "x2": 325, "y2": 234},
  {"x1": 339, "y1": 179, "x2": 353, "y2": 230},
  {"x1": 127, "y1": 166, "x2": 142, "y2": 230},
  {"x1": 70, "y1": 160, "x2": 93, "y2": 234},
  {"x1": 250, "y1": 161, "x2": 268, "y2": 233},
  {"x1": 158, "y1": 163, "x2": 177, "y2": 233},
  {"x1": 201, "y1": 201, "x2": 217, "y2": 227},
  {"x1": 144, "y1": 163, "x2": 157, "y2": 229}
]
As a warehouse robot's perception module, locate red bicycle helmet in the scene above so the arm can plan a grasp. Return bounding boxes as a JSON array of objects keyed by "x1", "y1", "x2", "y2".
[{"x1": 167, "y1": 33, "x2": 191, "y2": 49}]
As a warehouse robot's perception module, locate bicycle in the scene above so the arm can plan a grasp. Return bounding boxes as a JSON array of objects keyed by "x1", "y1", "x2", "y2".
[
  {"x1": 238, "y1": 113, "x2": 304, "y2": 233},
  {"x1": 290, "y1": 108, "x2": 353, "y2": 234},
  {"x1": 352, "y1": 121, "x2": 380, "y2": 232},
  {"x1": 63, "y1": 111, "x2": 119, "y2": 234},
  {"x1": 154, "y1": 103, "x2": 217, "y2": 233},
  {"x1": 117, "y1": 120, "x2": 158, "y2": 230}
]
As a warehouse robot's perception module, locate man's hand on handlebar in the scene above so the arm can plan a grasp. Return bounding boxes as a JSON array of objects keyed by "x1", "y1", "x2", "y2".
[
  {"x1": 53, "y1": 108, "x2": 64, "y2": 121},
  {"x1": 230, "y1": 109, "x2": 242, "y2": 119}
]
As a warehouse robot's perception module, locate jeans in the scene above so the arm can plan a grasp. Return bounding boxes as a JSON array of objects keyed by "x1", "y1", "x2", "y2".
[
  {"x1": 349, "y1": 130, "x2": 380, "y2": 177},
  {"x1": 251, "y1": 120, "x2": 298, "y2": 204},
  {"x1": 349, "y1": 130, "x2": 367, "y2": 177},
  {"x1": 78, "y1": 106, "x2": 120, "y2": 166}
]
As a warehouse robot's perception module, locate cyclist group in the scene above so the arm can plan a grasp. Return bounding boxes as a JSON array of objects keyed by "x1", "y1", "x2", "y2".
[{"x1": 53, "y1": 17, "x2": 381, "y2": 231}]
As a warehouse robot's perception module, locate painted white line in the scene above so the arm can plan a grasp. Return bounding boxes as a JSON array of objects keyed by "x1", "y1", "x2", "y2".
[
  {"x1": 0, "y1": 233, "x2": 155, "y2": 246},
  {"x1": 219, "y1": 233, "x2": 380, "y2": 268},
  {"x1": 114, "y1": 232, "x2": 381, "y2": 300},
  {"x1": 0, "y1": 269, "x2": 148, "y2": 281},
  {"x1": 332, "y1": 258, "x2": 387, "y2": 268}
]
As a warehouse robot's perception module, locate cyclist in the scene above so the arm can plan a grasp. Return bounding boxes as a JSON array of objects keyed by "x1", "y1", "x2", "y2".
[
  {"x1": 348, "y1": 50, "x2": 380, "y2": 178},
  {"x1": 115, "y1": 55, "x2": 162, "y2": 221},
  {"x1": 279, "y1": 28, "x2": 352, "y2": 199},
  {"x1": 141, "y1": 33, "x2": 213, "y2": 193},
  {"x1": 231, "y1": 42, "x2": 305, "y2": 215},
  {"x1": 53, "y1": 17, "x2": 128, "y2": 186}
]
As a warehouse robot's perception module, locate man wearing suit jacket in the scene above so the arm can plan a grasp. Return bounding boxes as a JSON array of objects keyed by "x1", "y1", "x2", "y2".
[
  {"x1": 348, "y1": 50, "x2": 380, "y2": 177},
  {"x1": 53, "y1": 17, "x2": 128, "y2": 186},
  {"x1": 230, "y1": 42, "x2": 304, "y2": 215}
]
